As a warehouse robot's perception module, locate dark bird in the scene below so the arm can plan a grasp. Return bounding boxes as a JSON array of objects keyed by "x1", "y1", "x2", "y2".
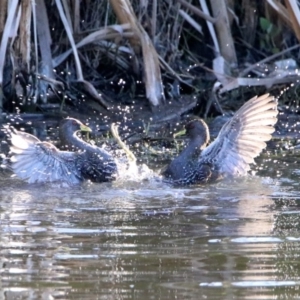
[
  {"x1": 2, "y1": 118, "x2": 118, "y2": 185},
  {"x1": 162, "y1": 94, "x2": 278, "y2": 185}
]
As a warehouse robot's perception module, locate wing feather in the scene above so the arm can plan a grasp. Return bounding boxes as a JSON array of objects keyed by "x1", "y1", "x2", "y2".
[
  {"x1": 199, "y1": 94, "x2": 278, "y2": 176},
  {"x1": 5, "y1": 128, "x2": 82, "y2": 185}
]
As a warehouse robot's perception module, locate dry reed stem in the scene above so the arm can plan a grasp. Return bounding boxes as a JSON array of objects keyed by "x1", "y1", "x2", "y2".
[
  {"x1": 179, "y1": 9, "x2": 203, "y2": 35},
  {"x1": 266, "y1": 0, "x2": 292, "y2": 28},
  {"x1": 109, "y1": 0, "x2": 141, "y2": 52},
  {"x1": 36, "y1": 0, "x2": 55, "y2": 103},
  {"x1": 30, "y1": 0, "x2": 39, "y2": 103},
  {"x1": 55, "y1": 0, "x2": 109, "y2": 108},
  {"x1": 0, "y1": 0, "x2": 19, "y2": 86},
  {"x1": 74, "y1": 0, "x2": 80, "y2": 34},
  {"x1": 240, "y1": 0, "x2": 257, "y2": 45},
  {"x1": 53, "y1": 24, "x2": 132, "y2": 67},
  {"x1": 0, "y1": 0, "x2": 19, "y2": 112},
  {"x1": 219, "y1": 75, "x2": 299, "y2": 94},
  {"x1": 18, "y1": 0, "x2": 31, "y2": 72},
  {"x1": 151, "y1": 0, "x2": 157, "y2": 39},
  {"x1": 239, "y1": 44, "x2": 300, "y2": 77},
  {"x1": 62, "y1": 0, "x2": 73, "y2": 33},
  {"x1": 284, "y1": 0, "x2": 300, "y2": 42},
  {"x1": 55, "y1": 0, "x2": 83, "y2": 80},
  {"x1": 1, "y1": 0, "x2": 300, "y2": 110},
  {"x1": 209, "y1": 0, "x2": 237, "y2": 65},
  {"x1": 109, "y1": 0, "x2": 165, "y2": 106},
  {"x1": 199, "y1": 0, "x2": 219, "y2": 53},
  {"x1": 178, "y1": 0, "x2": 216, "y2": 23},
  {"x1": 0, "y1": 0, "x2": 7, "y2": 34}
]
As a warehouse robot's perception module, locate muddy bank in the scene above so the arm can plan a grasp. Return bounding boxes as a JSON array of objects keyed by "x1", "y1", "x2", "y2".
[{"x1": 0, "y1": 94, "x2": 299, "y2": 155}]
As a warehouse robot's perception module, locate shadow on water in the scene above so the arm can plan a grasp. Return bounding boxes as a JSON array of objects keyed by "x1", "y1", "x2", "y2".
[{"x1": 1, "y1": 155, "x2": 300, "y2": 299}]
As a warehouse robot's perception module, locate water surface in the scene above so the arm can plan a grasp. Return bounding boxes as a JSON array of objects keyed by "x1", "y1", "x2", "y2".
[{"x1": 0, "y1": 154, "x2": 300, "y2": 299}]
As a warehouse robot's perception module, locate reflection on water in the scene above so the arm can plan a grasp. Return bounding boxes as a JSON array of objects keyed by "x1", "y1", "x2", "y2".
[{"x1": 0, "y1": 155, "x2": 300, "y2": 299}]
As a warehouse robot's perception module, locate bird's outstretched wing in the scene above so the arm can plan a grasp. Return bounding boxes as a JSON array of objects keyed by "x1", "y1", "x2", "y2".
[
  {"x1": 199, "y1": 94, "x2": 278, "y2": 176},
  {"x1": 3, "y1": 128, "x2": 82, "y2": 185}
]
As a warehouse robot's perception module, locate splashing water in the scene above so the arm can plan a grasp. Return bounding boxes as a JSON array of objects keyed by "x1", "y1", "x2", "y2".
[{"x1": 115, "y1": 152, "x2": 157, "y2": 182}]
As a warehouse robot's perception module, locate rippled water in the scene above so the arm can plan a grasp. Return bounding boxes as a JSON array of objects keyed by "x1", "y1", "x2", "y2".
[{"x1": 1, "y1": 153, "x2": 300, "y2": 299}]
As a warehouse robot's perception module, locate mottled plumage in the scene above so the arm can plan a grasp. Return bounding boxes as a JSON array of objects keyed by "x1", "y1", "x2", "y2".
[
  {"x1": 2, "y1": 118, "x2": 118, "y2": 185},
  {"x1": 163, "y1": 94, "x2": 278, "y2": 185}
]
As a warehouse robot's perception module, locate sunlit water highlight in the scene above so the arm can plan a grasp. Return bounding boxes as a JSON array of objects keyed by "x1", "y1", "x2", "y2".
[{"x1": 0, "y1": 155, "x2": 300, "y2": 299}]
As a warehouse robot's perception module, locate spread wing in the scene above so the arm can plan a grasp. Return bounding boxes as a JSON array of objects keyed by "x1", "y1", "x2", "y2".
[
  {"x1": 199, "y1": 94, "x2": 278, "y2": 176},
  {"x1": 4, "y1": 128, "x2": 82, "y2": 185}
]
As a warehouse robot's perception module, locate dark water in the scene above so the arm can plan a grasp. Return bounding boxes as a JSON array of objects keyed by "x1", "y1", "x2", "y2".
[{"x1": 0, "y1": 154, "x2": 300, "y2": 299}]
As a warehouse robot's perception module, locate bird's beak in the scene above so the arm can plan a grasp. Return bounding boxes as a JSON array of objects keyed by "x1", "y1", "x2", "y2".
[
  {"x1": 80, "y1": 124, "x2": 92, "y2": 133},
  {"x1": 173, "y1": 128, "x2": 186, "y2": 138}
]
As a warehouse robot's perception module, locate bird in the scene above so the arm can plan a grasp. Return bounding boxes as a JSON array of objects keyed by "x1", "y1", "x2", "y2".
[
  {"x1": 2, "y1": 118, "x2": 118, "y2": 185},
  {"x1": 162, "y1": 93, "x2": 278, "y2": 185}
]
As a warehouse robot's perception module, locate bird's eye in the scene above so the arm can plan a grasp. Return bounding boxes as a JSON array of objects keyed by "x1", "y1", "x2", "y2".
[{"x1": 186, "y1": 122, "x2": 194, "y2": 129}]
